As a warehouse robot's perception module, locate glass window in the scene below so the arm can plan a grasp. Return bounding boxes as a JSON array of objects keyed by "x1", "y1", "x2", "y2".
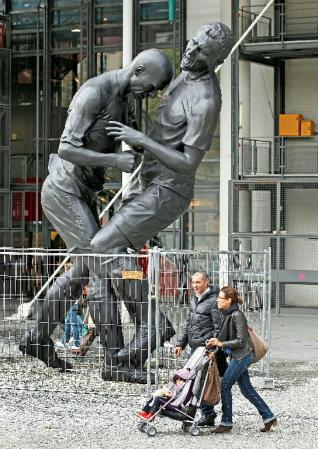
[
  {"x1": 0, "y1": 192, "x2": 9, "y2": 228},
  {"x1": 0, "y1": 107, "x2": 9, "y2": 147},
  {"x1": 94, "y1": 2, "x2": 122, "y2": 47},
  {"x1": 0, "y1": 149, "x2": 9, "y2": 188},
  {"x1": 195, "y1": 161, "x2": 220, "y2": 185},
  {"x1": 11, "y1": 12, "x2": 38, "y2": 29},
  {"x1": 52, "y1": 0, "x2": 79, "y2": 6},
  {"x1": 140, "y1": 23, "x2": 177, "y2": 45},
  {"x1": 95, "y1": 26, "x2": 122, "y2": 47},
  {"x1": 50, "y1": 53, "x2": 87, "y2": 138},
  {"x1": 191, "y1": 189, "x2": 219, "y2": 210},
  {"x1": 95, "y1": 50, "x2": 122, "y2": 74},
  {"x1": 95, "y1": 3, "x2": 122, "y2": 25},
  {"x1": 185, "y1": 236, "x2": 219, "y2": 251},
  {"x1": 10, "y1": 11, "x2": 43, "y2": 51},
  {"x1": 187, "y1": 212, "x2": 219, "y2": 234},
  {"x1": 206, "y1": 136, "x2": 220, "y2": 158},
  {"x1": 140, "y1": 1, "x2": 169, "y2": 21},
  {"x1": 9, "y1": 1, "x2": 38, "y2": 10},
  {"x1": 51, "y1": 7, "x2": 87, "y2": 49},
  {"x1": 11, "y1": 56, "x2": 39, "y2": 142},
  {"x1": 0, "y1": 52, "x2": 10, "y2": 105}
]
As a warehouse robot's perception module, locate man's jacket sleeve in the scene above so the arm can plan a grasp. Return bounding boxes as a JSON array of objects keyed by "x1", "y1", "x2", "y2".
[
  {"x1": 176, "y1": 309, "x2": 190, "y2": 349},
  {"x1": 210, "y1": 297, "x2": 222, "y2": 338}
]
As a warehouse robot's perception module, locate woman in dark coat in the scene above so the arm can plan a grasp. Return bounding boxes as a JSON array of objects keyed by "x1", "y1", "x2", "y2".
[{"x1": 207, "y1": 286, "x2": 277, "y2": 433}]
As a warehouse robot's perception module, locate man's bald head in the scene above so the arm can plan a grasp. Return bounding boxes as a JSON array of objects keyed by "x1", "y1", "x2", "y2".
[{"x1": 127, "y1": 49, "x2": 173, "y2": 98}]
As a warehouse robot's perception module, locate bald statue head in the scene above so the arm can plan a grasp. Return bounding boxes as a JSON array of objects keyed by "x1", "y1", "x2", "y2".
[
  {"x1": 127, "y1": 49, "x2": 173, "y2": 99},
  {"x1": 181, "y1": 22, "x2": 234, "y2": 73}
]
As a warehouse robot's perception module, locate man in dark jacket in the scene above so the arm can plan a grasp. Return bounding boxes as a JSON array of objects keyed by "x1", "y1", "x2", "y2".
[{"x1": 175, "y1": 271, "x2": 221, "y2": 427}]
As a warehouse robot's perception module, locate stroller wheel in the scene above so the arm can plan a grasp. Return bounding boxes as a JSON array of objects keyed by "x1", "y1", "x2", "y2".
[
  {"x1": 138, "y1": 422, "x2": 148, "y2": 433},
  {"x1": 190, "y1": 426, "x2": 200, "y2": 437},
  {"x1": 146, "y1": 426, "x2": 157, "y2": 437},
  {"x1": 181, "y1": 422, "x2": 191, "y2": 433}
]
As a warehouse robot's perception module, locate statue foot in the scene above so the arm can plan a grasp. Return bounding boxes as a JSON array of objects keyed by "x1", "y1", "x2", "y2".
[
  {"x1": 19, "y1": 329, "x2": 73, "y2": 372},
  {"x1": 116, "y1": 320, "x2": 175, "y2": 363}
]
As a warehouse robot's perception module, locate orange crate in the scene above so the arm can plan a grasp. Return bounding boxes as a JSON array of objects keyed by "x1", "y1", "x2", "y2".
[
  {"x1": 279, "y1": 114, "x2": 303, "y2": 136},
  {"x1": 301, "y1": 120, "x2": 314, "y2": 136}
]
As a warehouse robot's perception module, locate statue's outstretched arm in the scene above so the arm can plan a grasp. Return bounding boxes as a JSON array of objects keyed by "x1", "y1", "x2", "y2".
[
  {"x1": 106, "y1": 121, "x2": 205, "y2": 175},
  {"x1": 59, "y1": 142, "x2": 136, "y2": 173}
]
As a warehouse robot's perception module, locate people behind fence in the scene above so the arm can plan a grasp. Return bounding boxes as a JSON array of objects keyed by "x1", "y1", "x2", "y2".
[
  {"x1": 56, "y1": 285, "x2": 88, "y2": 353},
  {"x1": 136, "y1": 368, "x2": 190, "y2": 421},
  {"x1": 175, "y1": 271, "x2": 222, "y2": 427},
  {"x1": 206, "y1": 286, "x2": 277, "y2": 433},
  {"x1": 79, "y1": 287, "x2": 97, "y2": 356}
]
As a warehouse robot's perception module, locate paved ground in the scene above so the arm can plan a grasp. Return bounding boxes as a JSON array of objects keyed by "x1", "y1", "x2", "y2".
[
  {"x1": 0, "y1": 315, "x2": 317, "y2": 449},
  {"x1": 271, "y1": 314, "x2": 318, "y2": 361}
]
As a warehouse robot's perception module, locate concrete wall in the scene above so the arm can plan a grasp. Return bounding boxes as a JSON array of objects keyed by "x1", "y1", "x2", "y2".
[{"x1": 250, "y1": 63, "x2": 274, "y2": 139}]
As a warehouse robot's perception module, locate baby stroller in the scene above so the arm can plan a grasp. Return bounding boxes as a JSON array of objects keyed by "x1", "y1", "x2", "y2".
[{"x1": 136, "y1": 346, "x2": 219, "y2": 437}]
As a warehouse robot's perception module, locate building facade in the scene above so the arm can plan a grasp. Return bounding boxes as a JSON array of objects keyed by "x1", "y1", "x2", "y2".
[
  {"x1": 1, "y1": 0, "x2": 318, "y2": 312},
  {"x1": 231, "y1": 0, "x2": 318, "y2": 313},
  {"x1": 0, "y1": 0, "x2": 226, "y2": 252}
]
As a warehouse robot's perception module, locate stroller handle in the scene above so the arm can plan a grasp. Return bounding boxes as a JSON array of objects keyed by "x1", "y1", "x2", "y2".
[{"x1": 206, "y1": 346, "x2": 220, "y2": 355}]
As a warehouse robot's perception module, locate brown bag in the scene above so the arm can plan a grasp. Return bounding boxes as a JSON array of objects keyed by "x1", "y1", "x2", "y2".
[
  {"x1": 248, "y1": 328, "x2": 269, "y2": 364},
  {"x1": 202, "y1": 357, "x2": 221, "y2": 406}
]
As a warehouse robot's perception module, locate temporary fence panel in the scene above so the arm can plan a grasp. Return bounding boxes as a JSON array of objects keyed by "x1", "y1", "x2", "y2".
[
  {"x1": 0, "y1": 247, "x2": 271, "y2": 393},
  {"x1": 148, "y1": 248, "x2": 272, "y2": 387},
  {"x1": 231, "y1": 180, "x2": 318, "y2": 317}
]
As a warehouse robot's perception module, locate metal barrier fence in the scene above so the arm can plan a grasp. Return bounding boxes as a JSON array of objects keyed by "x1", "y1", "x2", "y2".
[
  {"x1": 231, "y1": 179, "x2": 318, "y2": 316},
  {"x1": 0, "y1": 247, "x2": 271, "y2": 393},
  {"x1": 239, "y1": 137, "x2": 318, "y2": 178},
  {"x1": 149, "y1": 249, "x2": 272, "y2": 387}
]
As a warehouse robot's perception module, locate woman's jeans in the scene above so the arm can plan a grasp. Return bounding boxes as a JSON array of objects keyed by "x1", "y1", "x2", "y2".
[{"x1": 221, "y1": 352, "x2": 275, "y2": 426}]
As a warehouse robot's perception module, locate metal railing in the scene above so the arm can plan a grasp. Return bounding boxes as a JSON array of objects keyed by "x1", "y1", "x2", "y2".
[
  {"x1": 0, "y1": 247, "x2": 272, "y2": 392},
  {"x1": 239, "y1": 138, "x2": 274, "y2": 177},
  {"x1": 240, "y1": 6, "x2": 272, "y2": 42},
  {"x1": 240, "y1": 2, "x2": 318, "y2": 43},
  {"x1": 239, "y1": 137, "x2": 318, "y2": 177}
]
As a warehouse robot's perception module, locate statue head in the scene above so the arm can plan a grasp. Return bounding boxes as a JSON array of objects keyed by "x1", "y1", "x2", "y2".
[
  {"x1": 181, "y1": 22, "x2": 234, "y2": 73},
  {"x1": 127, "y1": 49, "x2": 173, "y2": 99}
]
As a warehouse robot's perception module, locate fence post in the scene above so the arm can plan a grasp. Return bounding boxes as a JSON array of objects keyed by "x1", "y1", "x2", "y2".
[
  {"x1": 260, "y1": 247, "x2": 271, "y2": 377},
  {"x1": 266, "y1": 247, "x2": 272, "y2": 377},
  {"x1": 147, "y1": 249, "x2": 153, "y2": 392},
  {"x1": 147, "y1": 247, "x2": 161, "y2": 390},
  {"x1": 154, "y1": 247, "x2": 161, "y2": 389}
]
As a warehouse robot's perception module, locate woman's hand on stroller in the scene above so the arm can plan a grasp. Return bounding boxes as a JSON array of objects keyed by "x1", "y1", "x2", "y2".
[{"x1": 206, "y1": 338, "x2": 223, "y2": 349}]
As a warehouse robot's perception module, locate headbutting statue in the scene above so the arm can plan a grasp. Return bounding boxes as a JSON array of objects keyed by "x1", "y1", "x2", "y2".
[{"x1": 20, "y1": 23, "x2": 233, "y2": 384}]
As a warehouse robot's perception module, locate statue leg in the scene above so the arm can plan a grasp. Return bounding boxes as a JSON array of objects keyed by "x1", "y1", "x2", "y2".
[
  {"x1": 20, "y1": 179, "x2": 98, "y2": 370},
  {"x1": 113, "y1": 278, "x2": 175, "y2": 369},
  {"x1": 19, "y1": 259, "x2": 89, "y2": 371},
  {"x1": 91, "y1": 220, "x2": 174, "y2": 380},
  {"x1": 87, "y1": 278, "x2": 124, "y2": 379}
]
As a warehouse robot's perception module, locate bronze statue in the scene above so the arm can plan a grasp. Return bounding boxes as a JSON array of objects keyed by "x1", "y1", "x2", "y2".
[{"x1": 92, "y1": 22, "x2": 234, "y2": 372}]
